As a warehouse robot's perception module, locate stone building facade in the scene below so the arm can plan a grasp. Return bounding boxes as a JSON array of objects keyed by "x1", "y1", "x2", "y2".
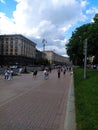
[
  {"x1": 43, "y1": 51, "x2": 69, "y2": 65},
  {"x1": 0, "y1": 34, "x2": 36, "y2": 65},
  {"x1": 0, "y1": 34, "x2": 70, "y2": 66}
]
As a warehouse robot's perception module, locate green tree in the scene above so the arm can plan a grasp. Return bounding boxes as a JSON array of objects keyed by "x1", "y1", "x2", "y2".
[
  {"x1": 66, "y1": 24, "x2": 90, "y2": 65},
  {"x1": 66, "y1": 13, "x2": 98, "y2": 65}
]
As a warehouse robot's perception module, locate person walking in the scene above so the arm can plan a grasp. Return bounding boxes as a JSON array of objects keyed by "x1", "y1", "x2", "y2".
[
  {"x1": 10, "y1": 69, "x2": 13, "y2": 80},
  {"x1": 7, "y1": 69, "x2": 11, "y2": 80},
  {"x1": 18, "y1": 67, "x2": 22, "y2": 75},
  {"x1": 63, "y1": 67, "x2": 66, "y2": 75},
  {"x1": 33, "y1": 70, "x2": 37, "y2": 79},
  {"x1": 4, "y1": 69, "x2": 8, "y2": 80},
  {"x1": 43, "y1": 69, "x2": 47, "y2": 80},
  {"x1": 57, "y1": 68, "x2": 61, "y2": 78}
]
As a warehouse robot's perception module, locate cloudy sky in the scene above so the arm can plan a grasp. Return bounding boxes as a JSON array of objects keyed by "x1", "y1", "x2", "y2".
[{"x1": 0, "y1": 0, "x2": 98, "y2": 57}]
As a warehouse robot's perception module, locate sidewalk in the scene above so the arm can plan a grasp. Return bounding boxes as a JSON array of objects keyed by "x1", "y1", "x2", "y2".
[{"x1": 0, "y1": 70, "x2": 76, "y2": 130}]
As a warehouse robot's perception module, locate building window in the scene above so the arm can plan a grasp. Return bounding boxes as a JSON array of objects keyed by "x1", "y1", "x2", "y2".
[
  {"x1": 6, "y1": 52, "x2": 8, "y2": 55},
  {"x1": 11, "y1": 38, "x2": 13, "y2": 41},
  {"x1": 10, "y1": 43, "x2": 13, "y2": 48},
  {"x1": 10, "y1": 49, "x2": 13, "y2": 53},
  {"x1": 6, "y1": 48, "x2": 8, "y2": 52},
  {"x1": 6, "y1": 38, "x2": 8, "y2": 41},
  {"x1": 15, "y1": 42, "x2": 17, "y2": 47}
]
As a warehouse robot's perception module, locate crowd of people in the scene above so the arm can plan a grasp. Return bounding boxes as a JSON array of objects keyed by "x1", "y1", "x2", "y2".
[
  {"x1": 57, "y1": 66, "x2": 72, "y2": 78},
  {"x1": 3, "y1": 65, "x2": 72, "y2": 81},
  {"x1": 4, "y1": 67, "x2": 23, "y2": 80},
  {"x1": 42, "y1": 65, "x2": 72, "y2": 80}
]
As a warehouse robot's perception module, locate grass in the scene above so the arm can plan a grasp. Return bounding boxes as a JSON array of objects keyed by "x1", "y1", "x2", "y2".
[{"x1": 74, "y1": 68, "x2": 98, "y2": 130}]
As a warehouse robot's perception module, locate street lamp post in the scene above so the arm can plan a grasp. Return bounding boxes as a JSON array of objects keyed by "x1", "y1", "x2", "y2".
[
  {"x1": 42, "y1": 39, "x2": 47, "y2": 51},
  {"x1": 83, "y1": 38, "x2": 88, "y2": 79}
]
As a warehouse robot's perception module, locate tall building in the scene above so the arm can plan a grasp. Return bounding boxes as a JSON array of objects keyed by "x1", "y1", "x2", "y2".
[
  {"x1": 43, "y1": 51, "x2": 70, "y2": 65},
  {"x1": 0, "y1": 34, "x2": 70, "y2": 66},
  {"x1": 0, "y1": 34, "x2": 36, "y2": 66}
]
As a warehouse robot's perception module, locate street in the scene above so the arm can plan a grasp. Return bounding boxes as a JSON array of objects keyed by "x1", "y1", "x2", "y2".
[{"x1": 0, "y1": 70, "x2": 72, "y2": 130}]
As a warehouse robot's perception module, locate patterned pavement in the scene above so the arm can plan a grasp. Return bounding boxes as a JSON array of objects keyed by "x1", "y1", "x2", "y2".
[{"x1": 0, "y1": 70, "x2": 72, "y2": 130}]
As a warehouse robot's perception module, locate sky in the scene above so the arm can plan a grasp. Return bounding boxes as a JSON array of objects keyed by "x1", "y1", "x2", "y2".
[{"x1": 0, "y1": 0, "x2": 98, "y2": 57}]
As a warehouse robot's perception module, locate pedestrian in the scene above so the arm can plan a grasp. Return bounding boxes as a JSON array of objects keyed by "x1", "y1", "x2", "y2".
[
  {"x1": 7, "y1": 69, "x2": 11, "y2": 80},
  {"x1": 10, "y1": 68, "x2": 13, "y2": 80},
  {"x1": 46, "y1": 69, "x2": 49, "y2": 79},
  {"x1": 43, "y1": 69, "x2": 47, "y2": 80},
  {"x1": 18, "y1": 67, "x2": 22, "y2": 75},
  {"x1": 49, "y1": 67, "x2": 52, "y2": 73},
  {"x1": 57, "y1": 68, "x2": 60, "y2": 78},
  {"x1": 4, "y1": 69, "x2": 8, "y2": 80},
  {"x1": 33, "y1": 70, "x2": 37, "y2": 79},
  {"x1": 63, "y1": 67, "x2": 66, "y2": 75}
]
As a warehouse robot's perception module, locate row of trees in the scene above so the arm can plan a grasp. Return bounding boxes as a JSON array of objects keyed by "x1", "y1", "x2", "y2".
[{"x1": 66, "y1": 13, "x2": 98, "y2": 66}]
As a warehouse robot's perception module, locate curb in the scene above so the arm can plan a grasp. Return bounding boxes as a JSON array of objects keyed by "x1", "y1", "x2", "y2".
[{"x1": 64, "y1": 73, "x2": 76, "y2": 130}]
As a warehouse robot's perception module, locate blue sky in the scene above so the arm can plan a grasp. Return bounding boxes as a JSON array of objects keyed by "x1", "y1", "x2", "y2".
[
  {"x1": 0, "y1": 0, "x2": 98, "y2": 56},
  {"x1": 0, "y1": 0, "x2": 17, "y2": 17}
]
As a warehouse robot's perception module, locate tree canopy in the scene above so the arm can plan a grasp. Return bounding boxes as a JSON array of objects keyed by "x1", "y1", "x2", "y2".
[{"x1": 66, "y1": 13, "x2": 98, "y2": 65}]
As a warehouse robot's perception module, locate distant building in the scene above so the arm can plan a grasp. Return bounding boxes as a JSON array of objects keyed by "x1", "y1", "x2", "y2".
[
  {"x1": 0, "y1": 34, "x2": 36, "y2": 65},
  {"x1": 35, "y1": 49, "x2": 51, "y2": 66},
  {"x1": 36, "y1": 49, "x2": 43, "y2": 60},
  {"x1": 0, "y1": 34, "x2": 70, "y2": 66},
  {"x1": 43, "y1": 51, "x2": 70, "y2": 65}
]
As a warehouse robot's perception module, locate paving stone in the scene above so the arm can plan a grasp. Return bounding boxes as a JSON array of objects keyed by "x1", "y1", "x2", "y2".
[{"x1": 0, "y1": 70, "x2": 71, "y2": 130}]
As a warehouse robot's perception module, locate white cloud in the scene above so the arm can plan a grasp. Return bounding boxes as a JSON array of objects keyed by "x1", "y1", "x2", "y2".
[
  {"x1": 0, "y1": 13, "x2": 16, "y2": 34},
  {"x1": 0, "y1": 0, "x2": 5, "y2": 4},
  {"x1": 80, "y1": 0, "x2": 88, "y2": 8},
  {"x1": 0, "y1": 0, "x2": 91, "y2": 56},
  {"x1": 86, "y1": 7, "x2": 98, "y2": 22},
  {"x1": 86, "y1": 7, "x2": 98, "y2": 14}
]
